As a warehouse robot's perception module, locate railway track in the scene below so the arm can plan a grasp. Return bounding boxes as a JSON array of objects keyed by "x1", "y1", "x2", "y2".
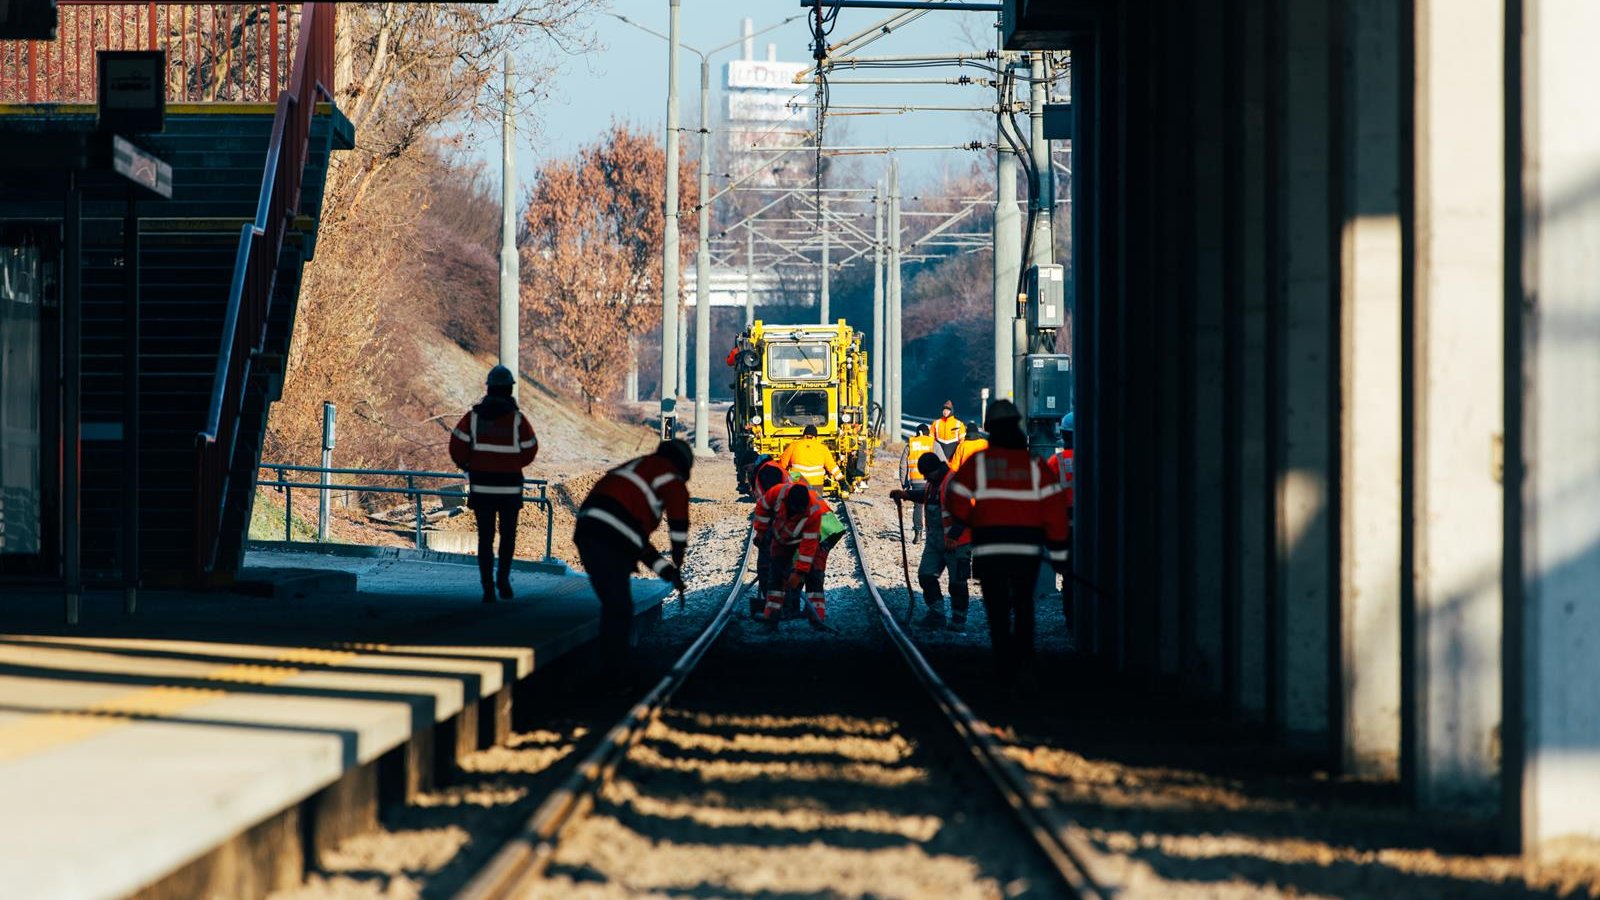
[{"x1": 458, "y1": 504, "x2": 1106, "y2": 899}]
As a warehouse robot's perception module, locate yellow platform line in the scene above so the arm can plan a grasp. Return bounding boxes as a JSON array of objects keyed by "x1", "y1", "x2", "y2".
[{"x1": 0, "y1": 645, "x2": 359, "y2": 765}]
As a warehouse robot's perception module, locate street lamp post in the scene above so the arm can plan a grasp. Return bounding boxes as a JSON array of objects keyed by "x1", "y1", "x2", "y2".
[
  {"x1": 614, "y1": 9, "x2": 802, "y2": 455},
  {"x1": 661, "y1": 0, "x2": 681, "y2": 429}
]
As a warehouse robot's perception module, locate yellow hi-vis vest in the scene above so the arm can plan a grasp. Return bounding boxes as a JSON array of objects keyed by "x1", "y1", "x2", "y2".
[{"x1": 904, "y1": 434, "x2": 935, "y2": 483}]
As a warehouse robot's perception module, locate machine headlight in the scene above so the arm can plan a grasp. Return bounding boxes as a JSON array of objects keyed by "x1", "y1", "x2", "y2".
[{"x1": 751, "y1": 414, "x2": 762, "y2": 425}]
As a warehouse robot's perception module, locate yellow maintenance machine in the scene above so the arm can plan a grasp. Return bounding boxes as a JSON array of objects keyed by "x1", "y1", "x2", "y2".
[{"x1": 728, "y1": 320, "x2": 881, "y2": 497}]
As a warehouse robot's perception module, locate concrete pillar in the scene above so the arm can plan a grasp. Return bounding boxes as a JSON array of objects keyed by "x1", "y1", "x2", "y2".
[
  {"x1": 1338, "y1": 0, "x2": 1403, "y2": 779},
  {"x1": 1407, "y1": 0, "x2": 1504, "y2": 815},
  {"x1": 1512, "y1": 0, "x2": 1600, "y2": 857},
  {"x1": 993, "y1": 44, "x2": 1020, "y2": 402},
  {"x1": 1275, "y1": 0, "x2": 1337, "y2": 751},
  {"x1": 1186, "y1": 0, "x2": 1227, "y2": 696},
  {"x1": 1224, "y1": 0, "x2": 1272, "y2": 722}
]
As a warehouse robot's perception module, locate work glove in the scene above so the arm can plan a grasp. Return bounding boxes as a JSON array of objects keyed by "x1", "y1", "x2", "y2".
[
  {"x1": 888, "y1": 489, "x2": 906, "y2": 502},
  {"x1": 944, "y1": 537, "x2": 958, "y2": 551},
  {"x1": 784, "y1": 571, "x2": 806, "y2": 591}
]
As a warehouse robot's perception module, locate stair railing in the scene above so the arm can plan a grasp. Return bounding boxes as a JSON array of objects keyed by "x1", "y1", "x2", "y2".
[{"x1": 194, "y1": 1, "x2": 333, "y2": 579}]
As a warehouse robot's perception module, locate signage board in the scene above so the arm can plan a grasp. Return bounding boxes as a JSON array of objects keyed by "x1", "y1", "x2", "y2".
[
  {"x1": 98, "y1": 51, "x2": 165, "y2": 133},
  {"x1": 725, "y1": 59, "x2": 808, "y2": 91},
  {"x1": 111, "y1": 135, "x2": 173, "y2": 198},
  {"x1": 726, "y1": 92, "x2": 796, "y2": 123}
]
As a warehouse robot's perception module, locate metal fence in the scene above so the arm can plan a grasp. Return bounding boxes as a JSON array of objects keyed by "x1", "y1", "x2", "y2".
[
  {"x1": 0, "y1": 2, "x2": 304, "y2": 104},
  {"x1": 256, "y1": 464, "x2": 557, "y2": 561}
]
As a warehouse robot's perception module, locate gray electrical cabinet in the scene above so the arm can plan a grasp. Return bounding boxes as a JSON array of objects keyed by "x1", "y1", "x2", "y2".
[
  {"x1": 1017, "y1": 353, "x2": 1073, "y2": 421},
  {"x1": 1025, "y1": 263, "x2": 1066, "y2": 330}
]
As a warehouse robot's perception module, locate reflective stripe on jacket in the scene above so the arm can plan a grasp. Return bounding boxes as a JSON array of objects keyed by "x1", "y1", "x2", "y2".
[
  {"x1": 449, "y1": 407, "x2": 538, "y2": 494},
  {"x1": 904, "y1": 435, "x2": 935, "y2": 484},
  {"x1": 1046, "y1": 448, "x2": 1075, "y2": 509},
  {"x1": 578, "y1": 454, "x2": 691, "y2": 566},
  {"x1": 777, "y1": 437, "x2": 842, "y2": 486},
  {"x1": 932, "y1": 415, "x2": 965, "y2": 443},
  {"x1": 943, "y1": 447, "x2": 1068, "y2": 563},
  {"x1": 766, "y1": 486, "x2": 831, "y2": 573}
]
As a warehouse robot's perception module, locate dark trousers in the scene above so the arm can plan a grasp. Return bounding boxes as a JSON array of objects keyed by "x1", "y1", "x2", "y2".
[
  {"x1": 574, "y1": 522, "x2": 637, "y2": 666},
  {"x1": 752, "y1": 538, "x2": 772, "y2": 615},
  {"x1": 470, "y1": 494, "x2": 520, "y2": 587},
  {"x1": 976, "y1": 556, "x2": 1041, "y2": 674}
]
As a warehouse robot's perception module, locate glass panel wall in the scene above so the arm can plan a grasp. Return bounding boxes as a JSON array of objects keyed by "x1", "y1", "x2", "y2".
[{"x1": 0, "y1": 243, "x2": 42, "y2": 555}]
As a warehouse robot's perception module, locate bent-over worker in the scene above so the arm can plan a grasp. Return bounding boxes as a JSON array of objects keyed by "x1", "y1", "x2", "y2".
[
  {"x1": 449, "y1": 365, "x2": 538, "y2": 603},
  {"x1": 777, "y1": 424, "x2": 843, "y2": 487},
  {"x1": 574, "y1": 440, "x2": 693, "y2": 671},
  {"x1": 758, "y1": 481, "x2": 840, "y2": 624}
]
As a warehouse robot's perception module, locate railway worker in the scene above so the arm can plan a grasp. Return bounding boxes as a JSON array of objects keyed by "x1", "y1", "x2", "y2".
[
  {"x1": 746, "y1": 458, "x2": 792, "y2": 615},
  {"x1": 902, "y1": 424, "x2": 936, "y2": 542},
  {"x1": 777, "y1": 424, "x2": 843, "y2": 488},
  {"x1": 931, "y1": 399, "x2": 966, "y2": 461},
  {"x1": 574, "y1": 440, "x2": 693, "y2": 671},
  {"x1": 1047, "y1": 413, "x2": 1076, "y2": 631},
  {"x1": 943, "y1": 400, "x2": 1069, "y2": 680},
  {"x1": 946, "y1": 422, "x2": 989, "y2": 473},
  {"x1": 890, "y1": 453, "x2": 971, "y2": 630},
  {"x1": 449, "y1": 364, "x2": 539, "y2": 603},
  {"x1": 759, "y1": 481, "x2": 840, "y2": 625}
]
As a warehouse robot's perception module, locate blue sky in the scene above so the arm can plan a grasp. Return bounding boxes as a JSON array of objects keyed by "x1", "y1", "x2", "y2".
[{"x1": 498, "y1": 0, "x2": 997, "y2": 187}]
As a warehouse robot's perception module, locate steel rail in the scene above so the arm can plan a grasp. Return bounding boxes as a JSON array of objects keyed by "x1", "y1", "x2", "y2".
[
  {"x1": 456, "y1": 528, "x2": 757, "y2": 900},
  {"x1": 839, "y1": 503, "x2": 1111, "y2": 899}
]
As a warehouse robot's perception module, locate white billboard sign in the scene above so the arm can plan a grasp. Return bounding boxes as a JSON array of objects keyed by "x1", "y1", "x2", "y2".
[
  {"x1": 727, "y1": 92, "x2": 796, "y2": 122},
  {"x1": 726, "y1": 59, "x2": 809, "y2": 91}
]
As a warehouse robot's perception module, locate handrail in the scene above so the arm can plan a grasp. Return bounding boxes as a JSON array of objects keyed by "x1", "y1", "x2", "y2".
[
  {"x1": 194, "y1": 1, "x2": 334, "y2": 577},
  {"x1": 257, "y1": 464, "x2": 557, "y2": 561}
]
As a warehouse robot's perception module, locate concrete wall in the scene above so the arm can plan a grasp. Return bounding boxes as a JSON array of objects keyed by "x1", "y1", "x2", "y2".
[
  {"x1": 1518, "y1": 0, "x2": 1600, "y2": 857},
  {"x1": 1275, "y1": 0, "x2": 1338, "y2": 750},
  {"x1": 1338, "y1": 0, "x2": 1404, "y2": 779},
  {"x1": 1409, "y1": 0, "x2": 1505, "y2": 816}
]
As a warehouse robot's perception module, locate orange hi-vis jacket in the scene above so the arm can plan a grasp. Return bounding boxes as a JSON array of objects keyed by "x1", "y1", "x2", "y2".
[
  {"x1": 1046, "y1": 448, "x2": 1075, "y2": 509},
  {"x1": 751, "y1": 481, "x2": 788, "y2": 537},
  {"x1": 932, "y1": 414, "x2": 965, "y2": 443},
  {"x1": 449, "y1": 400, "x2": 538, "y2": 495},
  {"x1": 777, "y1": 437, "x2": 843, "y2": 486},
  {"x1": 578, "y1": 454, "x2": 691, "y2": 571},
  {"x1": 904, "y1": 434, "x2": 936, "y2": 484},
  {"x1": 764, "y1": 486, "x2": 832, "y2": 574},
  {"x1": 947, "y1": 436, "x2": 988, "y2": 473},
  {"x1": 943, "y1": 446, "x2": 1069, "y2": 565}
]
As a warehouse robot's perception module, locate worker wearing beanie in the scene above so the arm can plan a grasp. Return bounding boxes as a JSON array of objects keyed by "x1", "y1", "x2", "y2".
[
  {"x1": 931, "y1": 399, "x2": 965, "y2": 461},
  {"x1": 449, "y1": 365, "x2": 538, "y2": 603},
  {"x1": 574, "y1": 440, "x2": 694, "y2": 672},
  {"x1": 942, "y1": 399, "x2": 1069, "y2": 679}
]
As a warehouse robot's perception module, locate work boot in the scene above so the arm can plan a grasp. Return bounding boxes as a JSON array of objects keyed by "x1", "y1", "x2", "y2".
[
  {"x1": 481, "y1": 582, "x2": 497, "y2": 604},
  {"x1": 918, "y1": 606, "x2": 947, "y2": 628},
  {"x1": 497, "y1": 577, "x2": 514, "y2": 600},
  {"x1": 947, "y1": 612, "x2": 967, "y2": 631}
]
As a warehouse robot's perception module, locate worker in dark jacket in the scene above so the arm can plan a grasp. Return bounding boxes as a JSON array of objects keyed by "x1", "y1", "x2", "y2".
[
  {"x1": 890, "y1": 453, "x2": 971, "y2": 630},
  {"x1": 575, "y1": 440, "x2": 693, "y2": 669},
  {"x1": 449, "y1": 365, "x2": 538, "y2": 603}
]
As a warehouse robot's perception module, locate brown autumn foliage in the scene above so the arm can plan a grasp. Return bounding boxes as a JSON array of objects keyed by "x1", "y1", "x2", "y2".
[
  {"x1": 519, "y1": 123, "x2": 698, "y2": 414},
  {"x1": 267, "y1": 1, "x2": 598, "y2": 467}
]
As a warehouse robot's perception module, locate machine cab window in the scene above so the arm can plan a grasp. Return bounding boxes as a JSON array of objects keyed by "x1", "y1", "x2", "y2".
[{"x1": 765, "y1": 342, "x2": 831, "y2": 382}]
